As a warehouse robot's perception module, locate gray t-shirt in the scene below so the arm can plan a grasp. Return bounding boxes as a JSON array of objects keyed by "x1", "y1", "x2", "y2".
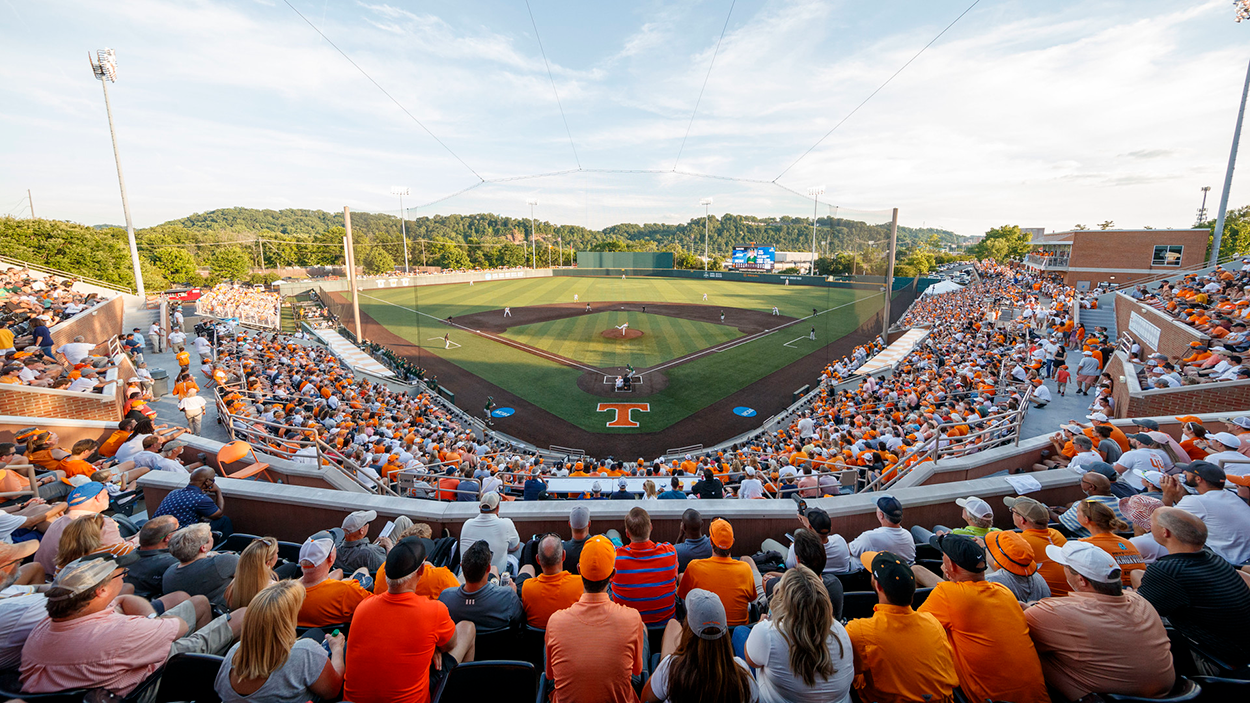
[
  {"x1": 214, "y1": 638, "x2": 328, "y2": 703},
  {"x1": 438, "y1": 582, "x2": 523, "y2": 633},
  {"x1": 163, "y1": 553, "x2": 239, "y2": 607},
  {"x1": 986, "y1": 569, "x2": 1051, "y2": 603}
]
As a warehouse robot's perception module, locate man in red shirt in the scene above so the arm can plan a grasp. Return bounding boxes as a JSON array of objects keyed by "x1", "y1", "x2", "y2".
[
  {"x1": 344, "y1": 537, "x2": 474, "y2": 703},
  {"x1": 611, "y1": 507, "x2": 678, "y2": 624}
]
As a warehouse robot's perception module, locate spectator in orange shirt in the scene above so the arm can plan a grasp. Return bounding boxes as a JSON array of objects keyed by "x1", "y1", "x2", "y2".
[
  {"x1": 97, "y1": 419, "x2": 137, "y2": 459},
  {"x1": 845, "y1": 551, "x2": 959, "y2": 703},
  {"x1": 914, "y1": 534, "x2": 1049, "y2": 703},
  {"x1": 517, "y1": 533, "x2": 582, "y2": 629},
  {"x1": 297, "y1": 536, "x2": 373, "y2": 628},
  {"x1": 1075, "y1": 500, "x2": 1146, "y2": 586},
  {"x1": 1005, "y1": 496, "x2": 1071, "y2": 596},
  {"x1": 676, "y1": 519, "x2": 759, "y2": 627}
]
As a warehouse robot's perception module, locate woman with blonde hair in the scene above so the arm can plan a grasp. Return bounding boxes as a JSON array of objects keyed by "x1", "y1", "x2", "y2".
[
  {"x1": 1077, "y1": 499, "x2": 1146, "y2": 586},
  {"x1": 643, "y1": 479, "x2": 658, "y2": 500},
  {"x1": 215, "y1": 581, "x2": 345, "y2": 702},
  {"x1": 55, "y1": 514, "x2": 135, "y2": 573},
  {"x1": 225, "y1": 537, "x2": 280, "y2": 610},
  {"x1": 745, "y1": 565, "x2": 852, "y2": 703},
  {"x1": 643, "y1": 589, "x2": 758, "y2": 703}
]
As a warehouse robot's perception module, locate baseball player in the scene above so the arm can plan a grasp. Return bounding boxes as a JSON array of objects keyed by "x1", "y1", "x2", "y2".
[
  {"x1": 702, "y1": 293, "x2": 708, "y2": 301},
  {"x1": 574, "y1": 294, "x2": 579, "y2": 302},
  {"x1": 484, "y1": 396, "x2": 496, "y2": 425},
  {"x1": 772, "y1": 306, "x2": 779, "y2": 316},
  {"x1": 809, "y1": 327, "x2": 816, "y2": 341},
  {"x1": 504, "y1": 307, "x2": 511, "y2": 317},
  {"x1": 444, "y1": 333, "x2": 451, "y2": 349},
  {"x1": 720, "y1": 310, "x2": 725, "y2": 322}
]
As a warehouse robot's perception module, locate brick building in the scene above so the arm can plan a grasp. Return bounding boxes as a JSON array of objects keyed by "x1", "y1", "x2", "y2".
[{"x1": 1021, "y1": 228, "x2": 1209, "y2": 290}]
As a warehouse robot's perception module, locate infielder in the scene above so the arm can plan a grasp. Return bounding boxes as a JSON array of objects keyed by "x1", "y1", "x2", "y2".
[
  {"x1": 702, "y1": 293, "x2": 708, "y2": 301},
  {"x1": 809, "y1": 327, "x2": 816, "y2": 341},
  {"x1": 504, "y1": 307, "x2": 511, "y2": 317},
  {"x1": 720, "y1": 310, "x2": 725, "y2": 322},
  {"x1": 772, "y1": 306, "x2": 779, "y2": 316},
  {"x1": 444, "y1": 333, "x2": 451, "y2": 349},
  {"x1": 574, "y1": 294, "x2": 579, "y2": 302}
]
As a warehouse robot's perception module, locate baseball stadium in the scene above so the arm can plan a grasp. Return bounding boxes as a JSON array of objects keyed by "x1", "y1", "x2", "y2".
[{"x1": 319, "y1": 258, "x2": 918, "y2": 456}]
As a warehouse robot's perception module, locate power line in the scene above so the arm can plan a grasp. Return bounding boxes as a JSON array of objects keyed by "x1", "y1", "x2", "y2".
[
  {"x1": 279, "y1": 0, "x2": 483, "y2": 181},
  {"x1": 525, "y1": 0, "x2": 581, "y2": 169},
  {"x1": 773, "y1": 0, "x2": 981, "y2": 181},
  {"x1": 673, "y1": 0, "x2": 737, "y2": 171}
]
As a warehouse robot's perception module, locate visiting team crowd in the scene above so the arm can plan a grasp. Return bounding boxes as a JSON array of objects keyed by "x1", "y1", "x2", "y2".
[{"x1": 198, "y1": 284, "x2": 282, "y2": 330}]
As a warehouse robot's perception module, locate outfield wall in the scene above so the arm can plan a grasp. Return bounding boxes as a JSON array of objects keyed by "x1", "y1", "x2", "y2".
[
  {"x1": 557, "y1": 268, "x2": 936, "y2": 293},
  {"x1": 276, "y1": 268, "x2": 553, "y2": 297},
  {"x1": 576, "y1": 251, "x2": 675, "y2": 269}
]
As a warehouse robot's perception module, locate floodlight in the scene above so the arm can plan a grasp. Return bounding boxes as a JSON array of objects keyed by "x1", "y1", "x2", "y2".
[
  {"x1": 700, "y1": 197, "x2": 714, "y2": 206},
  {"x1": 526, "y1": 198, "x2": 539, "y2": 206},
  {"x1": 1237, "y1": 0, "x2": 1250, "y2": 23},
  {"x1": 391, "y1": 186, "x2": 409, "y2": 196},
  {"x1": 90, "y1": 48, "x2": 117, "y2": 82}
]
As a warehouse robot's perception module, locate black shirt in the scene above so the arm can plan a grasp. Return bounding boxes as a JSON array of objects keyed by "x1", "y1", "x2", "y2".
[
  {"x1": 125, "y1": 548, "x2": 178, "y2": 600},
  {"x1": 693, "y1": 478, "x2": 723, "y2": 500},
  {"x1": 563, "y1": 536, "x2": 587, "y2": 575},
  {"x1": 1138, "y1": 548, "x2": 1250, "y2": 666},
  {"x1": 609, "y1": 489, "x2": 635, "y2": 500}
]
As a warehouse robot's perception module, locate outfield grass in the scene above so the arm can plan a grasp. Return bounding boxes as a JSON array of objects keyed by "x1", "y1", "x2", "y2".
[
  {"x1": 357, "y1": 276, "x2": 885, "y2": 434},
  {"x1": 500, "y1": 310, "x2": 742, "y2": 368}
]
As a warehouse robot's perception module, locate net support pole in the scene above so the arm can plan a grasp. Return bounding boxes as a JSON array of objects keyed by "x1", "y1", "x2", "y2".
[
  {"x1": 881, "y1": 207, "x2": 899, "y2": 340},
  {"x1": 344, "y1": 206, "x2": 362, "y2": 342}
]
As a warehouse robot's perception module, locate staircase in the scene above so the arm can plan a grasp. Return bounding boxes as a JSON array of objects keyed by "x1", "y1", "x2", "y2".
[{"x1": 1080, "y1": 302, "x2": 1117, "y2": 337}]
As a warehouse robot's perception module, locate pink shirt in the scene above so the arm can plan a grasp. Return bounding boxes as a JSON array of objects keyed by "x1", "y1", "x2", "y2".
[
  {"x1": 34, "y1": 511, "x2": 122, "y2": 574},
  {"x1": 21, "y1": 608, "x2": 181, "y2": 695}
]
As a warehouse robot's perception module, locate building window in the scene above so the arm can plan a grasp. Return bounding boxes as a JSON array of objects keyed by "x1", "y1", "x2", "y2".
[{"x1": 1152, "y1": 245, "x2": 1183, "y2": 267}]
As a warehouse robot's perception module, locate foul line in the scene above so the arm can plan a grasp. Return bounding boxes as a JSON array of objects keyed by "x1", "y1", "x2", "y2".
[{"x1": 782, "y1": 336, "x2": 809, "y2": 348}]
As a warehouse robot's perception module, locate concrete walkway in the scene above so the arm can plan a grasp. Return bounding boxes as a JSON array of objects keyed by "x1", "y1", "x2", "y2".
[{"x1": 131, "y1": 311, "x2": 232, "y2": 445}]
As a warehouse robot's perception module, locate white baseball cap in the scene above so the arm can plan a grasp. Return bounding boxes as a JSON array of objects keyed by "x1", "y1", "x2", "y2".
[
  {"x1": 299, "y1": 537, "x2": 334, "y2": 566},
  {"x1": 1211, "y1": 432, "x2": 1243, "y2": 449},
  {"x1": 1131, "y1": 469, "x2": 1165, "y2": 488},
  {"x1": 1045, "y1": 542, "x2": 1120, "y2": 583},
  {"x1": 1232, "y1": 416, "x2": 1250, "y2": 430},
  {"x1": 955, "y1": 496, "x2": 992, "y2": 519},
  {"x1": 1087, "y1": 412, "x2": 1108, "y2": 422}
]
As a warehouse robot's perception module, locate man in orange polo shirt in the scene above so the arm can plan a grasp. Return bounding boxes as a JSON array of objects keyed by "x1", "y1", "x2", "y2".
[
  {"x1": 677, "y1": 518, "x2": 758, "y2": 627},
  {"x1": 916, "y1": 534, "x2": 1049, "y2": 703},
  {"x1": 518, "y1": 533, "x2": 582, "y2": 629},
  {"x1": 845, "y1": 551, "x2": 959, "y2": 703},
  {"x1": 1004, "y1": 496, "x2": 1070, "y2": 596},
  {"x1": 297, "y1": 536, "x2": 373, "y2": 627},
  {"x1": 546, "y1": 535, "x2": 645, "y2": 703}
]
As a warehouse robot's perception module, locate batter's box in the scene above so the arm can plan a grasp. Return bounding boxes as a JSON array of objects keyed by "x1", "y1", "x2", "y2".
[{"x1": 602, "y1": 374, "x2": 643, "y2": 385}]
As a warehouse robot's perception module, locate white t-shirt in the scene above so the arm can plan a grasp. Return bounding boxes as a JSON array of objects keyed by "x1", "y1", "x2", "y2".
[
  {"x1": 1115, "y1": 449, "x2": 1168, "y2": 489},
  {"x1": 847, "y1": 526, "x2": 916, "y2": 563},
  {"x1": 648, "y1": 653, "x2": 759, "y2": 703},
  {"x1": 1175, "y1": 491, "x2": 1250, "y2": 565},
  {"x1": 179, "y1": 395, "x2": 207, "y2": 417},
  {"x1": 67, "y1": 376, "x2": 97, "y2": 392},
  {"x1": 0, "y1": 586, "x2": 46, "y2": 669},
  {"x1": 797, "y1": 418, "x2": 815, "y2": 438},
  {"x1": 745, "y1": 618, "x2": 853, "y2": 703},
  {"x1": 56, "y1": 342, "x2": 93, "y2": 364},
  {"x1": 459, "y1": 513, "x2": 521, "y2": 575},
  {"x1": 1131, "y1": 534, "x2": 1169, "y2": 564},
  {"x1": 740, "y1": 478, "x2": 764, "y2": 499},
  {"x1": 1032, "y1": 384, "x2": 1051, "y2": 403},
  {"x1": 786, "y1": 534, "x2": 855, "y2": 574},
  {"x1": 0, "y1": 511, "x2": 25, "y2": 543}
]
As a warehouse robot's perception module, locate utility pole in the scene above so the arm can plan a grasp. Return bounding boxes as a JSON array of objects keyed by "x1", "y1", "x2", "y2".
[
  {"x1": 808, "y1": 186, "x2": 825, "y2": 275},
  {"x1": 526, "y1": 199, "x2": 539, "y2": 269},
  {"x1": 27, "y1": 189, "x2": 33, "y2": 219},
  {"x1": 344, "y1": 207, "x2": 362, "y2": 342},
  {"x1": 881, "y1": 208, "x2": 898, "y2": 339},
  {"x1": 700, "y1": 198, "x2": 713, "y2": 271},
  {"x1": 89, "y1": 49, "x2": 144, "y2": 298},
  {"x1": 1211, "y1": 55, "x2": 1250, "y2": 263},
  {"x1": 258, "y1": 236, "x2": 265, "y2": 274},
  {"x1": 392, "y1": 187, "x2": 410, "y2": 273}
]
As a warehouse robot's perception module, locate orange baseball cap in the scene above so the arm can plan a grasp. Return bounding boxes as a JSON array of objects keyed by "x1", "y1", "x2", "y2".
[
  {"x1": 984, "y1": 531, "x2": 1038, "y2": 577},
  {"x1": 1175, "y1": 416, "x2": 1202, "y2": 424},
  {"x1": 1227, "y1": 473, "x2": 1250, "y2": 488},
  {"x1": 579, "y1": 535, "x2": 617, "y2": 581},
  {"x1": 710, "y1": 518, "x2": 734, "y2": 550}
]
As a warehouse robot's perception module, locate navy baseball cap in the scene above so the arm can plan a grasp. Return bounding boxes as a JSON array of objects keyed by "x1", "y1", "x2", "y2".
[{"x1": 876, "y1": 495, "x2": 904, "y2": 523}]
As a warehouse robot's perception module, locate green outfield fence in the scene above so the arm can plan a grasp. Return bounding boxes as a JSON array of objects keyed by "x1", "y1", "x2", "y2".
[
  {"x1": 576, "y1": 251, "x2": 676, "y2": 269},
  {"x1": 558, "y1": 267, "x2": 938, "y2": 293}
]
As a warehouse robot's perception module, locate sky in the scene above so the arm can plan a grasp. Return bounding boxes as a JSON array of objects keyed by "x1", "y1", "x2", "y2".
[{"x1": 2, "y1": 0, "x2": 1250, "y2": 236}]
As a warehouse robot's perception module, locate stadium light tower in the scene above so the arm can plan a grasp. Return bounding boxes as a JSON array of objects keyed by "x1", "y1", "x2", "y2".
[
  {"x1": 391, "y1": 187, "x2": 410, "y2": 273},
  {"x1": 89, "y1": 48, "x2": 144, "y2": 298},
  {"x1": 526, "y1": 199, "x2": 539, "y2": 269},
  {"x1": 700, "y1": 198, "x2": 714, "y2": 271},
  {"x1": 807, "y1": 185, "x2": 825, "y2": 275},
  {"x1": 1210, "y1": 0, "x2": 1250, "y2": 263}
]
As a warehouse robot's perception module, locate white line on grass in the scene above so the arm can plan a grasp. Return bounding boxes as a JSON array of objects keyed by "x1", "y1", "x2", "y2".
[{"x1": 782, "y1": 337, "x2": 808, "y2": 348}]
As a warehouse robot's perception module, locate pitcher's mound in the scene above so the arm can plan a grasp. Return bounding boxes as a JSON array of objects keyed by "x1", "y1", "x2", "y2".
[{"x1": 601, "y1": 328, "x2": 644, "y2": 340}]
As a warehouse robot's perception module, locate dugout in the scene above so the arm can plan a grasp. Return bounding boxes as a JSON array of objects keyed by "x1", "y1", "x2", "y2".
[{"x1": 577, "y1": 251, "x2": 674, "y2": 269}]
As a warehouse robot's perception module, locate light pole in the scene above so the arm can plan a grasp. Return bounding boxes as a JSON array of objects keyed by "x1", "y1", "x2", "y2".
[
  {"x1": 526, "y1": 199, "x2": 539, "y2": 269},
  {"x1": 1196, "y1": 186, "x2": 1212, "y2": 227},
  {"x1": 1211, "y1": 0, "x2": 1250, "y2": 263},
  {"x1": 89, "y1": 49, "x2": 144, "y2": 298},
  {"x1": 700, "y1": 198, "x2": 713, "y2": 271},
  {"x1": 392, "y1": 187, "x2": 410, "y2": 273},
  {"x1": 808, "y1": 185, "x2": 825, "y2": 275}
]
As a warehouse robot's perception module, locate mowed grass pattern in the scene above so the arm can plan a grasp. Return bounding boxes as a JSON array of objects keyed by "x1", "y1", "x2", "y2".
[
  {"x1": 357, "y1": 276, "x2": 886, "y2": 433},
  {"x1": 500, "y1": 311, "x2": 743, "y2": 368}
]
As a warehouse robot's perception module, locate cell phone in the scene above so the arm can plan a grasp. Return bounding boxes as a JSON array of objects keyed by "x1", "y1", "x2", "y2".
[
  {"x1": 379, "y1": 521, "x2": 395, "y2": 540},
  {"x1": 796, "y1": 499, "x2": 808, "y2": 515}
]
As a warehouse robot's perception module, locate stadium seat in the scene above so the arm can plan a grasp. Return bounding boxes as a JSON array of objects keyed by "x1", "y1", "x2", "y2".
[
  {"x1": 835, "y1": 569, "x2": 873, "y2": 593},
  {"x1": 841, "y1": 591, "x2": 878, "y2": 621},
  {"x1": 475, "y1": 628, "x2": 520, "y2": 662},
  {"x1": 154, "y1": 653, "x2": 224, "y2": 703},
  {"x1": 1177, "y1": 631, "x2": 1250, "y2": 680},
  {"x1": 915, "y1": 559, "x2": 944, "y2": 577},
  {"x1": 215, "y1": 440, "x2": 273, "y2": 481},
  {"x1": 912, "y1": 586, "x2": 934, "y2": 609},
  {"x1": 1191, "y1": 676, "x2": 1250, "y2": 701},
  {"x1": 275, "y1": 540, "x2": 303, "y2": 563},
  {"x1": 1101, "y1": 676, "x2": 1201, "y2": 702},
  {"x1": 536, "y1": 672, "x2": 552, "y2": 703},
  {"x1": 521, "y1": 625, "x2": 546, "y2": 668},
  {"x1": 217, "y1": 532, "x2": 264, "y2": 553},
  {"x1": 432, "y1": 661, "x2": 537, "y2": 703}
]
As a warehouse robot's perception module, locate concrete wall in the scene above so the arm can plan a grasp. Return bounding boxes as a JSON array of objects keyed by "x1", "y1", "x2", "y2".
[
  {"x1": 49, "y1": 295, "x2": 125, "y2": 348},
  {"x1": 277, "y1": 269, "x2": 552, "y2": 297},
  {"x1": 1114, "y1": 293, "x2": 1208, "y2": 361},
  {"x1": 1107, "y1": 352, "x2": 1250, "y2": 418}
]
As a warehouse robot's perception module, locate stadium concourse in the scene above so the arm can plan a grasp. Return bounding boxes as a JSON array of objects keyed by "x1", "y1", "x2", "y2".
[{"x1": 5, "y1": 264, "x2": 1250, "y2": 703}]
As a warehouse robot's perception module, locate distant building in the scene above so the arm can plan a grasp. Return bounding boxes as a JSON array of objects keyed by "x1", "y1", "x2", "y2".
[
  {"x1": 1020, "y1": 228, "x2": 1045, "y2": 240},
  {"x1": 774, "y1": 251, "x2": 817, "y2": 273},
  {"x1": 1022, "y1": 229, "x2": 1209, "y2": 290}
]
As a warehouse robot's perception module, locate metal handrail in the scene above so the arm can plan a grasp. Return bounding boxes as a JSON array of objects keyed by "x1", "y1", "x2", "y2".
[
  {"x1": 0, "y1": 253, "x2": 133, "y2": 295},
  {"x1": 1121, "y1": 252, "x2": 1243, "y2": 291}
]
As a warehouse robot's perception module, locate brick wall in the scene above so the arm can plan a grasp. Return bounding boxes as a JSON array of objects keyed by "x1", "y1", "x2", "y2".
[
  {"x1": 0, "y1": 384, "x2": 121, "y2": 422},
  {"x1": 49, "y1": 295, "x2": 125, "y2": 347},
  {"x1": 1064, "y1": 229, "x2": 1209, "y2": 287},
  {"x1": 1113, "y1": 293, "x2": 1207, "y2": 361}
]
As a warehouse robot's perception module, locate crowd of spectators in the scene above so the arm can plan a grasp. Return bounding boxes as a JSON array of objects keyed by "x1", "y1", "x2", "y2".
[{"x1": 199, "y1": 284, "x2": 282, "y2": 330}]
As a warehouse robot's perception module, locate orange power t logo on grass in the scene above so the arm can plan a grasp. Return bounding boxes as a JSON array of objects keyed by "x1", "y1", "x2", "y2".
[{"x1": 597, "y1": 403, "x2": 649, "y2": 428}]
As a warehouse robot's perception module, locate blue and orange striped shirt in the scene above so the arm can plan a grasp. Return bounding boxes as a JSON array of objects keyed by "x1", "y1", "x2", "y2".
[{"x1": 610, "y1": 540, "x2": 678, "y2": 624}]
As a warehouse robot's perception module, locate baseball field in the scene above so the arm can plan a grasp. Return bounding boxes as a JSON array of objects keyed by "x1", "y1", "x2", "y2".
[{"x1": 335, "y1": 274, "x2": 907, "y2": 455}]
